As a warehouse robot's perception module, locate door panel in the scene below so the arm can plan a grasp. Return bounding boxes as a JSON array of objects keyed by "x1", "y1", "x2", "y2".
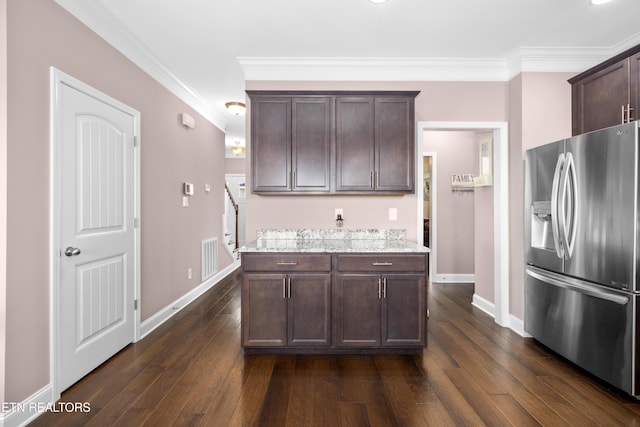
[
  {"x1": 292, "y1": 97, "x2": 332, "y2": 192},
  {"x1": 572, "y1": 58, "x2": 629, "y2": 135},
  {"x1": 335, "y1": 274, "x2": 380, "y2": 346},
  {"x1": 288, "y1": 273, "x2": 331, "y2": 346},
  {"x1": 524, "y1": 139, "x2": 564, "y2": 273},
  {"x1": 251, "y1": 97, "x2": 291, "y2": 192},
  {"x1": 565, "y1": 122, "x2": 638, "y2": 290},
  {"x1": 335, "y1": 97, "x2": 374, "y2": 191},
  {"x1": 59, "y1": 82, "x2": 135, "y2": 391},
  {"x1": 382, "y1": 274, "x2": 425, "y2": 346},
  {"x1": 375, "y1": 98, "x2": 414, "y2": 192},
  {"x1": 242, "y1": 273, "x2": 287, "y2": 346},
  {"x1": 525, "y1": 267, "x2": 634, "y2": 395}
]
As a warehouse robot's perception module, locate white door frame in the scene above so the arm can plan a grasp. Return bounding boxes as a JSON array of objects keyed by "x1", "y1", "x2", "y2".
[
  {"x1": 422, "y1": 152, "x2": 437, "y2": 283},
  {"x1": 49, "y1": 68, "x2": 141, "y2": 399},
  {"x1": 417, "y1": 121, "x2": 509, "y2": 327}
]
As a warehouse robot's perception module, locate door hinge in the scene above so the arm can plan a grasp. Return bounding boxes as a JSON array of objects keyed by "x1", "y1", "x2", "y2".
[
  {"x1": 133, "y1": 136, "x2": 138, "y2": 147},
  {"x1": 134, "y1": 299, "x2": 138, "y2": 310},
  {"x1": 134, "y1": 217, "x2": 139, "y2": 228}
]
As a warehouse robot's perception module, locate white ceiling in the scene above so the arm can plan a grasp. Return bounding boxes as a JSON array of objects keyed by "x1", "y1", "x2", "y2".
[{"x1": 55, "y1": 0, "x2": 640, "y2": 151}]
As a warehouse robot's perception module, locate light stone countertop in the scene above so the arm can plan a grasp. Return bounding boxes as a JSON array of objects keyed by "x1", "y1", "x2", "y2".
[{"x1": 240, "y1": 228, "x2": 429, "y2": 253}]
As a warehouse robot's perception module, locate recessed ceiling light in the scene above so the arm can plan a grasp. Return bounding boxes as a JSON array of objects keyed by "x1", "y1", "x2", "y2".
[
  {"x1": 590, "y1": 0, "x2": 613, "y2": 5},
  {"x1": 370, "y1": 0, "x2": 389, "y2": 4}
]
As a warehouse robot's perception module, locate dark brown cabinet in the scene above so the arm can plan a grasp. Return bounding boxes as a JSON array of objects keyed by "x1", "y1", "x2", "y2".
[
  {"x1": 249, "y1": 95, "x2": 332, "y2": 193},
  {"x1": 335, "y1": 255, "x2": 426, "y2": 348},
  {"x1": 241, "y1": 251, "x2": 428, "y2": 354},
  {"x1": 336, "y1": 96, "x2": 415, "y2": 193},
  {"x1": 241, "y1": 254, "x2": 332, "y2": 347},
  {"x1": 570, "y1": 45, "x2": 640, "y2": 135},
  {"x1": 248, "y1": 90, "x2": 418, "y2": 195}
]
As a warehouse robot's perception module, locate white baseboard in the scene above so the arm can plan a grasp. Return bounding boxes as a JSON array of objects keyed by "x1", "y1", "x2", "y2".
[
  {"x1": 472, "y1": 293, "x2": 495, "y2": 317},
  {"x1": 471, "y1": 293, "x2": 530, "y2": 337},
  {"x1": 139, "y1": 260, "x2": 240, "y2": 339},
  {"x1": 0, "y1": 384, "x2": 54, "y2": 427},
  {"x1": 433, "y1": 274, "x2": 475, "y2": 283},
  {"x1": 509, "y1": 314, "x2": 531, "y2": 337}
]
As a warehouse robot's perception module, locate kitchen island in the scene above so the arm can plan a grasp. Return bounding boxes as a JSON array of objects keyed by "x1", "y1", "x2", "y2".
[{"x1": 240, "y1": 229, "x2": 429, "y2": 355}]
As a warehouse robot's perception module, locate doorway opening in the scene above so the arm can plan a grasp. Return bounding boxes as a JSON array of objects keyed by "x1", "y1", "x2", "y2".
[
  {"x1": 417, "y1": 121, "x2": 509, "y2": 327},
  {"x1": 50, "y1": 68, "x2": 141, "y2": 398}
]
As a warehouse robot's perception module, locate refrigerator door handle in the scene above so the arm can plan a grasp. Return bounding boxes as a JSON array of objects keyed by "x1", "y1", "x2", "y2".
[
  {"x1": 551, "y1": 153, "x2": 565, "y2": 258},
  {"x1": 526, "y1": 267, "x2": 629, "y2": 305},
  {"x1": 558, "y1": 153, "x2": 578, "y2": 259}
]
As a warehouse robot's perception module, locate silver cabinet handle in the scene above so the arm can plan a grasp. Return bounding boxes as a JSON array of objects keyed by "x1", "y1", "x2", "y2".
[
  {"x1": 277, "y1": 262, "x2": 298, "y2": 265},
  {"x1": 378, "y1": 277, "x2": 382, "y2": 299},
  {"x1": 383, "y1": 277, "x2": 387, "y2": 298},
  {"x1": 622, "y1": 104, "x2": 626, "y2": 123},
  {"x1": 372, "y1": 262, "x2": 393, "y2": 266},
  {"x1": 282, "y1": 276, "x2": 292, "y2": 298},
  {"x1": 64, "y1": 247, "x2": 81, "y2": 257}
]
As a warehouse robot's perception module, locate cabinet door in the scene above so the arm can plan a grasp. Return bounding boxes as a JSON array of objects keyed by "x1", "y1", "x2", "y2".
[
  {"x1": 292, "y1": 98, "x2": 332, "y2": 192},
  {"x1": 335, "y1": 274, "x2": 380, "y2": 346},
  {"x1": 381, "y1": 274, "x2": 425, "y2": 346},
  {"x1": 630, "y1": 52, "x2": 640, "y2": 123},
  {"x1": 375, "y1": 97, "x2": 415, "y2": 192},
  {"x1": 572, "y1": 58, "x2": 630, "y2": 135},
  {"x1": 242, "y1": 273, "x2": 287, "y2": 346},
  {"x1": 335, "y1": 97, "x2": 375, "y2": 192},
  {"x1": 251, "y1": 97, "x2": 291, "y2": 192},
  {"x1": 288, "y1": 273, "x2": 332, "y2": 346}
]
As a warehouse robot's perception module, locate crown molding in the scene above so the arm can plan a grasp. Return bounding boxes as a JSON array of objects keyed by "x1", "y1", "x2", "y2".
[
  {"x1": 240, "y1": 33, "x2": 640, "y2": 82},
  {"x1": 54, "y1": 0, "x2": 228, "y2": 132},
  {"x1": 54, "y1": 0, "x2": 640, "y2": 105},
  {"x1": 238, "y1": 57, "x2": 510, "y2": 82}
]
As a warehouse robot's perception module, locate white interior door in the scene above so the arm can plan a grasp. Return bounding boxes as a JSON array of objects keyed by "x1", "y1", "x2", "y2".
[{"x1": 57, "y1": 79, "x2": 136, "y2": 391}]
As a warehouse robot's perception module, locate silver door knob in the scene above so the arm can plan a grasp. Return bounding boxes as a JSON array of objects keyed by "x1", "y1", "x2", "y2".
[{"x1": 64, "y1": 247, "x2": 81, "y2": 257}]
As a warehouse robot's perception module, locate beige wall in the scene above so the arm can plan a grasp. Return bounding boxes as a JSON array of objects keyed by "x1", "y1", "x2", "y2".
[
  {"x1": 0, "y1": 0, "x2": 6, "y2": 407},
  {"x1": 244, "y1": 80, "x2": 508, "y2": 243},
  {"x1": 507, "y1": 72, "x2": 573, "y2": 319},
  {"x1": 474, "y1": 132, "x2": 494, "y2": 303},
  {"x1": 5, "y1": 0, "x2": 229, "y2": 403},
  {"x1": 224, "y1": 157, "x2": 246, "y2": 174},
  {"x1": 424, "y1": 131, "x2": 475, "y2": 275}
]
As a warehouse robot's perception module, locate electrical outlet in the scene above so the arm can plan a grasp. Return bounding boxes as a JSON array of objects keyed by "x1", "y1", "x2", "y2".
[
  {"x1": 182, "y1": 196, "x2": 189, "y2": 207},
  {"x1": 187, "y1": 268, "x2": 192, "y2": 280},
  {"x1": 335, "y1": 208, "x2": 343, "y2": 217},
  {"x1": 389, "y1": 208, "x2": 398, "y2": 221}
]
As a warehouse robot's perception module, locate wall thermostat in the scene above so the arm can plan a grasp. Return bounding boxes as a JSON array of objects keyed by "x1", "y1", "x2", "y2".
[{"x1": 183, "y1": 182, "x2": 194, "y2": 196}]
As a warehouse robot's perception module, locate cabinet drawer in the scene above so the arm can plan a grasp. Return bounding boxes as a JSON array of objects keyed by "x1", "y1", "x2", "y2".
[
  {"x1": 336, "y1": 254, "x2": 426, "y2": 272},
  {"x1": 243, "y1": 254, "x2": 331, "y2": 272}
]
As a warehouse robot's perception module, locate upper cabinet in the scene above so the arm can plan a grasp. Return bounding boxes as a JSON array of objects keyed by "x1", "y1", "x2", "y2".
[
  {"x1": 335, "y1": 96, "x2": 415, "y2": 193},
  {"x1": 250, "y1": 95, "x2": 332, "y2": 193},
  {"x1": 570, "y1": 45, "x2": 640, "y2": 135},
  {"x1": 247, "y1": 91, "x2": 419, "y2": 195}
]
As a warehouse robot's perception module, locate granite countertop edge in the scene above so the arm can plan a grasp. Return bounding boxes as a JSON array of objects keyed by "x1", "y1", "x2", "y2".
[{"x1": 240, "y1": 239, "x2": 430, "y2": 254}]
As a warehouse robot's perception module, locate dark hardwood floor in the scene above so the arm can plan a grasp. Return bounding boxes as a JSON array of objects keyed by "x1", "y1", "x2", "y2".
[{"x1": 31, "y1": 271, "x2": 640, "y2": 426}]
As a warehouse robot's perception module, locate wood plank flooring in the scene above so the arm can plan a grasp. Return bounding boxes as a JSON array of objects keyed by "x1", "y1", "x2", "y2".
[{"x1": 31, "y1": 271, "x2": 640, "y2": 426}]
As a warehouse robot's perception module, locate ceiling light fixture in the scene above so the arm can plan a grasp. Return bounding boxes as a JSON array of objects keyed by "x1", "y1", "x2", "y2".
[
  {"x1": 369, "y1": 0, "x2": 389, "y2": 4},
  {"x1": 589, "y1": 0, "x2": 613, "y2": 5},
  {"x1": 230, "y1": 141, "x2": 245, "y2": 156},
  {"x1": 225, "y1": 102, "x2": 246, "y2": 116}
]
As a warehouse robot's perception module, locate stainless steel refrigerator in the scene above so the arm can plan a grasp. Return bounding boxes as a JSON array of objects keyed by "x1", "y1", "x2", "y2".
[{"x1": 524, "y1": 120, "x2": 640, "y2": 398}]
